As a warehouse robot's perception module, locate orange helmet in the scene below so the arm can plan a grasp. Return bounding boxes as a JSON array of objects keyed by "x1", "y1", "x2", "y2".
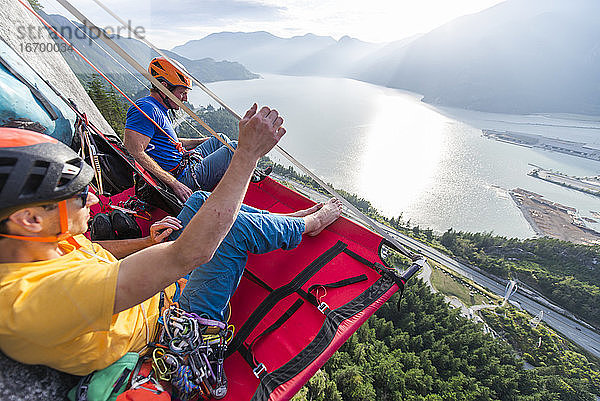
[
  {"x1": 0, "y1": 128, "x2": 93, "y2": 217},
  {"x1": 148, "y1": 57, "x2": 192, "y2": 89},
  {"x1": 0, "y1": 128, "x2": 94, "y2": 242}
]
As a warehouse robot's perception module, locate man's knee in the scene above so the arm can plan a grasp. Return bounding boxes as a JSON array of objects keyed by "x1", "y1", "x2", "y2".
[
  {"x1": 180, "y1": 191, "x2": 211, "y2": 214},
  {"x1": 216, "y1": 133, "x2": 237, "y2": 151},
  {"x1": 169, "y1": 190, "x2": 212, "y2": 240},
  {"x1": 187, "y1": 190, "x2": 211, "y2": 204}
]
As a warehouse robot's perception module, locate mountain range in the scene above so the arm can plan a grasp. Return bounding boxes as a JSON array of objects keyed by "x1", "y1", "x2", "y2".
[
  {"x1": 173, "y1": 31, "x2": 385, "y2": 78},
  {"x1": 172, "y1": 0, "x2": 600, "y2": 115},
  {"x1": 42, "y1": 12, "x2": 259, "y2": 96}
]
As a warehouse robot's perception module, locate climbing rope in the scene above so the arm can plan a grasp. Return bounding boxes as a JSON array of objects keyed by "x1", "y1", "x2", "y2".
[{"x1": 55, "y1": 0, "x2": 418, "y2": 260}]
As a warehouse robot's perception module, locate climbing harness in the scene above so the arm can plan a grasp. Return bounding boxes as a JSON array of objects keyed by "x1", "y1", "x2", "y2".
[
  {"x1": 51, "y1": 0, "x2": 417, "y2": 261},
  {"x1": 6, "y1": 3, "x2": 428, "y2": 400},
  {"x1": 173, "y1": 152, "x2": 202, "y2": 187}
]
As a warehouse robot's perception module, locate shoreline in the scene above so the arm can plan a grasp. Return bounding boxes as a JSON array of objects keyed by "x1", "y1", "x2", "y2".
[
  {"x1": 509, "y1": 188, "x2": 600, "y2": 245},
  {"x1": 509, "y1": 191, "x2": 544, "y2": 237}
]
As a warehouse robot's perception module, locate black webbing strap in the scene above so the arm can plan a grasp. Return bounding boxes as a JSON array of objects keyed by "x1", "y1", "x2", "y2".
[
  {"x1": 238, "y1": 345, "x2": 260, "y2": 376},
  {"x1": 239, "y1": 298, "x2": 305, "y2": 379},
  {"x1": 245, "y1": 269, "x2": 275, "y2": 292},
  {"x1": 296, "y1": 288, "x2": 321, "y2": 309},
  {"x1": 251, "y1": 276, "x2": 396, "y2": 401},
  {"x1": 296, "y1": 274, "x2": 369, "y2": 312},
  {"x1": 342, "y1": 248, "x2": 382, "y2": 271},
  {"x1": 227, "y1": 241, "x2": 348, "y2": 357},
  {"x1": 343, "y1": 248, "x2": 406, "y2": 307},
  {"x1": 307, "y1": 274, "x2": 368, "y2": 294}
]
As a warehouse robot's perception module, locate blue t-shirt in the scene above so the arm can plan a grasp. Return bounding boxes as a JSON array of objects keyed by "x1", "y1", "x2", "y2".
[{"x1": 125, "y1": 96, "x2": 182, "y2": 171}]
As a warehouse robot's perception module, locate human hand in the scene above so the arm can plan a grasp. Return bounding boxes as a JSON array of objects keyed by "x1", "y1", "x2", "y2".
[
  {"x1": 149, "y1": 216, "x2": 183, "y2": 244},
  {"x1": 237, "y1": 103, "x2": 286, "y2": 161},
  {"x1": 170, "y1": 180, "x2": 193, "y2": 202}
]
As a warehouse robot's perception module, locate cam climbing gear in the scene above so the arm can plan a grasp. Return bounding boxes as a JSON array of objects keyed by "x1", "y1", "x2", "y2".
[
  {"x1": 169, "y1": 151, "x2": 203, "y2": 183},
  {"x1": 148, "y1": 306, "x2": 232, "y2": 401}
]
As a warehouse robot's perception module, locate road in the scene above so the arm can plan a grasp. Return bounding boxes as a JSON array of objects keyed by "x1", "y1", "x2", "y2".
[
  {"x1": 276, "y1": 175, "x2": 600, "y2": 358},
  {"x1": 379, "y1": 223, "x2": 600, "y2": 359}
]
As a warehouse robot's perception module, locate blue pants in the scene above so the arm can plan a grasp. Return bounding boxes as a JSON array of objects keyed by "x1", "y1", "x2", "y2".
[
  {"x1": 178, "y1": 134, "x2": 237, "y2": 191},
  {"x1": 170, "y1": 191, "x2": 306, "y2": 320}
]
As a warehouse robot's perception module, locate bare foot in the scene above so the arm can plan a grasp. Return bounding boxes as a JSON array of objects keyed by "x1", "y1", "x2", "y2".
[
  {"x1": 303, "y1": 198, "x2": 343, "y2": 236},
  {"x1": 283, "y1": 202, "x2": 323, "y2": 218}
]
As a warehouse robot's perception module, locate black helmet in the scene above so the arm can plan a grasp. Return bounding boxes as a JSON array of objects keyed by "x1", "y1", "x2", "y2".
[{"x1": 0, "y1": 128, "x2": 94, "y2": 219}]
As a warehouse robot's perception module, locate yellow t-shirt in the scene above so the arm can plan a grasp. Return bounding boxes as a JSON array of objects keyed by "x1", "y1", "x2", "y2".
[{"x1": 0, "y1": 234, "x2": 172, "y2": 376}]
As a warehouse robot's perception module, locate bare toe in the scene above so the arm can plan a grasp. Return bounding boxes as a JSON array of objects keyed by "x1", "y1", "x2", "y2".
[
  {"x1": 286, "y1": 202, "x2": 324, "y2": 218},
  {"x1": 304, "y1": 198, "x2": 342, "y2": 237}
]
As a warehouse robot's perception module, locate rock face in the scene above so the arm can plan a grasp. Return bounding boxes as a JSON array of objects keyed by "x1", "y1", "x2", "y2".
[
  {"x1": 0, "y1": 1, "x2": 109, "y2": 398},
  {"x1": 0, "y1": 352, "x2": 78, "y2": 400},
  {"x1": 0, "y1": 0, "x2": 117, "y2": 139}
]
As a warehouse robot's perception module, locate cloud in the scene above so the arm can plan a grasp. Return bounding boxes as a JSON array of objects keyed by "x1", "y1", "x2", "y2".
[{"x1": 148, "y1": 0, "x2": 286, "y2": 26}]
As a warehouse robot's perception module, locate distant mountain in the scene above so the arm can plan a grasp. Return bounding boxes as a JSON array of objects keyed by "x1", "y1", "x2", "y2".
[
  {"x1": 42, "y1": 12, "x2": 258, "y2": 96},
  {"x1": 172, "y1": 31, "x2": 384, "y2": 76},
  {"x1": 172, "y1": 0, "x2": 600, "y2": 115},
  {"x1": 353, "y1": 0, "x2": 600, "y2": 114}
]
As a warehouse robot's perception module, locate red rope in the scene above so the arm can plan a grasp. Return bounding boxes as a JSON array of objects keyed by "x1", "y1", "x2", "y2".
[{"x1": 17, "y1": 0, "x2": 185, "y2": 153}]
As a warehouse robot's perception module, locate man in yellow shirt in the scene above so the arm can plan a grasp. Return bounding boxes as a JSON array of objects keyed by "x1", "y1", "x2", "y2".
[{"x1": 0, "y1": 105, "x2": 341, "y2": 375}]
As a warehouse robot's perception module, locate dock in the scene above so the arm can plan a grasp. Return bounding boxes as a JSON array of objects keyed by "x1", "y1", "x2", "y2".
[
  {"x1": 483, "y1": 129, "x2": 600, "y2": 162},
  {"x1": 527, "y1": 166, "x2": 600, "y2": 197}
]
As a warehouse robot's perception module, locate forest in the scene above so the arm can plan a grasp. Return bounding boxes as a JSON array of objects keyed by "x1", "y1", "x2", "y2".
[
  {"x1": 84, "y1": 76, "x2": 129, "y2": 137},
  {"x1": 437, "y1": 230, "x2": 600, "y2": 329},
  {"x1": 85, "y1": 85, "x2": 600, "y2": 399},
  {"x1": 292, "y1": 280, "x2": 600, "y2": 401}
]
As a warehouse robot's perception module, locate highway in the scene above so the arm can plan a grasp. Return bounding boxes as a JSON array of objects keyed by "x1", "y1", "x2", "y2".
[
  {"x1": 380, "y1": 224, "x2": 600, "y2": 359},
  {"x1": 278, "y1": 176, "x2": 600, "y2": 358}
]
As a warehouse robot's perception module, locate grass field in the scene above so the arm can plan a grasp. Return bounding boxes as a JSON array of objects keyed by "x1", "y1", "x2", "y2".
[{"x1": 430, "y1": 267, "x2": 490, "y2": 307}]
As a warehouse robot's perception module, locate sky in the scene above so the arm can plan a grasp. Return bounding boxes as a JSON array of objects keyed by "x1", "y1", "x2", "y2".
[{"x1": 40, "y1": 0, "x2": 507, "y2": 49}]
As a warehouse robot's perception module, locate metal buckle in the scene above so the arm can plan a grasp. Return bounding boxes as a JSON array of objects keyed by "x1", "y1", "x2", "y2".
[
  {"x1": 76, "y1": 385, "x2": 88, "y2": 401},
  {"x1": 130, "y1": 375, "x2": 151, "y2": 390},
  {"x1": 318, "y1": 302, "x2": 329, "y2": 314},
  {"x1": 253, "y1": 363, "x2": 267, "y2": 379}
]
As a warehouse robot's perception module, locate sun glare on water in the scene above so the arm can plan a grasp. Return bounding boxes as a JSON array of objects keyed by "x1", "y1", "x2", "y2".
[{"x1": 359, "y1": 92, "x2": 448, "y2": 216}]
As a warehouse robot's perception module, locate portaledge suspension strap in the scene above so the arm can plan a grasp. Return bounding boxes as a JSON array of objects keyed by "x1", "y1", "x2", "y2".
[{"x1": 60, "y1": 0, "x2": 417, "y2": 262}]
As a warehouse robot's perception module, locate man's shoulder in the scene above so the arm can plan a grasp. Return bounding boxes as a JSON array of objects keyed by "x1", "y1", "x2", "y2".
[
  {"x1": 63, "y1": 235, "x2": 119, "y2": 263},
  {"x1": 127, "y1": 96, "x2": 166, "y2": 116}
]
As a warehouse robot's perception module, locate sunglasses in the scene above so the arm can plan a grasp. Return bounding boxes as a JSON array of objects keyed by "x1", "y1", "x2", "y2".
[{"x1": 74, "y1": 185, "x2": 90, "y2": 208}]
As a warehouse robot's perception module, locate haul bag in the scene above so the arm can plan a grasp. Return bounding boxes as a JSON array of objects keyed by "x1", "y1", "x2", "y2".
[
  {"x1": 222, "y1": 177, "x2": 405, "y2": 401},
  {"x1": 67, "y1": 352, "x2": 139, "y2": 401}
]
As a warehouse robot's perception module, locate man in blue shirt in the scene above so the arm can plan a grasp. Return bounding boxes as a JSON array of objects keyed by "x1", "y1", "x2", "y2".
[{"x1": 124, "y1": 57, "x2": 237, "y2": 201}]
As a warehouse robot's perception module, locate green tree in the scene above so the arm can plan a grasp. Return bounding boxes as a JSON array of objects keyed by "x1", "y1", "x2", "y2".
[
  {"x1": 27, "y1": 0, "x2": 43, "y2": 11},
  {"x1": 85, "y1": 76, "x2": 129, "y2": 138}
]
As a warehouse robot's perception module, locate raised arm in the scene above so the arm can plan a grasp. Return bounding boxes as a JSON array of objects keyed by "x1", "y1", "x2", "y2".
[
  {"x1": 114, "y1": 104, "x2": 285, "y2": 313},
  {"x1": 124, "y1": 129, "x2": 193, "y2": 201}
]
